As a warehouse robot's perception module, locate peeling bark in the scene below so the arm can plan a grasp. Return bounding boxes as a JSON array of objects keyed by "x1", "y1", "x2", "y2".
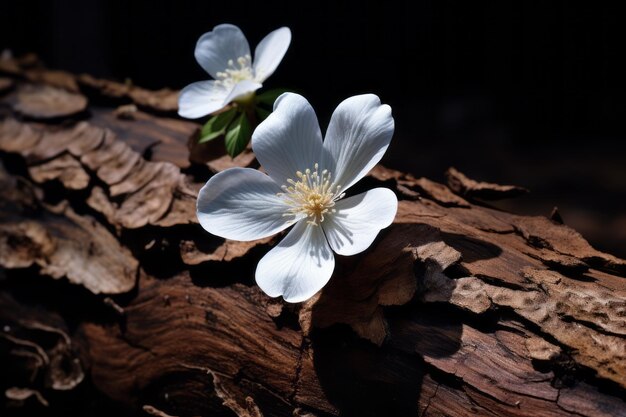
[
  {"x1": 14, "y1": 84, "x2": 88, "y2": 119},
  {"x1": 446, "y1": 166, "x2": 529, "y2": 201},
  {"x1": 1, "y1": 57, "x2": 625, "y2": 417}
]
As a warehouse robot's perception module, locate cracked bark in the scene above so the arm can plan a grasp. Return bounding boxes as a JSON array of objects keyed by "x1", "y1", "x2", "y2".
[{"x1": 1, "y1": 57, "x2": 625, "y2": 417}]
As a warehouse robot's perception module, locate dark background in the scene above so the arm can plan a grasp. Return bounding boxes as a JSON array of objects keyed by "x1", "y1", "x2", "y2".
[{"x1": 1, "y1": 0, "x2": 624, "y2": 256}]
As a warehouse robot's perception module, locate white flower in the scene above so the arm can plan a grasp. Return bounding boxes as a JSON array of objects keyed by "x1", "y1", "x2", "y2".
[
  {"x1": 178, "y1": 24, "x2": 291, "y2": 119},
  {"x1": 197, "y1": 93, "x2": 398, "y2": 302}
]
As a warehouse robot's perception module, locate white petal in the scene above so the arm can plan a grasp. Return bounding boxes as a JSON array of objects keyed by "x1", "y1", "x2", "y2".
[
  {"x1": 223, "y1": 79, "x2": 262, "y2": 104},
  {"x1": 197, "y1": 168, "x2": 292, "y2": 241},
  {"x1": 256, "y1": 221, "x2": 334, "y2": 303},
  {"x1": 253, "y1": 27, "x2": 292, "y2": 83},
  {"x1": 178, "y1": 80, "x2": 230, "y2": 119},
  {"x1": 322, "y1": 94, "x2": 394, "y2": 191},
  {"x1": 323, "y1": 188, "x2": 397, "y2": 256},
  {"x1": 252, "y1": 93, "x2": 324, "y2": 186},
  {"x1": 195, "y1": 24, "x2": 251, "y2": 79}
]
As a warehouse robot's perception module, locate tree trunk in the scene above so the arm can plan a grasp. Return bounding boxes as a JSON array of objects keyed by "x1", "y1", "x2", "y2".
[{"x1": 1, "y1": 57, "x2": 625, "y2": 417}]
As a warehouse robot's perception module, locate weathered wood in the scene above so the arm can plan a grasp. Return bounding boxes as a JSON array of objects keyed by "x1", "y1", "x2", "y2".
[
  {"x1": 446, "y1": 166, "x2": 529, "y2": 201},
  {"x1": 13, "y1": 84, "x2": 88, "y2": 119},
  {"x1": 1, "y1": 56, "x2": 625, "y2": 417}
]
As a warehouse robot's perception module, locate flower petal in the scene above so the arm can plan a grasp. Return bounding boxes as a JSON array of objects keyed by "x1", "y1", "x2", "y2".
[
  {"x1": 323, "y1": 188, "x2": 397, "y2": 256},
  {"x1": 178, "y1": 80, "x2": 230, "y2": 119},
  {"x1": 223, "y1": 79, "x2": 263, "y2": 104},
  {"x1": 253, "y1": 27, "x2": 292, "y2": 83},
  {"x1": 197, "y1": 168, "x2": 292, "y2": 241},
  {"x1": 256, "y1": 221, "x2": 334, "y2": 303},
  {"x1": 322, "y1": 94, "x2": 394, "y2": 191},
  {"x1": 252, "y1": 93, "x2": 324, "y2": 186},
  {"x1": 195, "y1": 24, "x2": 251, "y2": 79}
]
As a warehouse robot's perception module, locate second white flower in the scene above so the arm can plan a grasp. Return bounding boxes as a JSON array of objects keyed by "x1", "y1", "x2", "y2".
[{"x1": 178, "y1": 24, "x2": 291, "y2": 119}]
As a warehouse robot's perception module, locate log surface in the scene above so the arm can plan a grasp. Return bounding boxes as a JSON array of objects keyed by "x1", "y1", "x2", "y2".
[{"x1": 1, "y1": 57, "x2": 625, "y2": 417}]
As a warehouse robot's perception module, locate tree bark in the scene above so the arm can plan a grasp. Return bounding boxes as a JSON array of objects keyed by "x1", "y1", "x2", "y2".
[{"x1": 1, "y1": 57, "x2": 625, "y2": 417}]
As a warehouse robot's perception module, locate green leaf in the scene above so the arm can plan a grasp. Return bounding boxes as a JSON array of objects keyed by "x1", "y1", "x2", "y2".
[
  {"x1": 225, "y1": 113, "x2": 252, "y2": 158},
  {"x1": 256, "y1": 88, "x2": 289, "y2": 106},
  {"x1": 198, "y1": 108, "x2": 238, "y2": 144},
  {"x1": 256, "y1": 106, "x2": 272, "y2": 121}
]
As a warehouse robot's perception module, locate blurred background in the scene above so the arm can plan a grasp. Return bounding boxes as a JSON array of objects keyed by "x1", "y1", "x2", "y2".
[{"x1": 1, "y1": 0, "x2": 624, "y2": 256}]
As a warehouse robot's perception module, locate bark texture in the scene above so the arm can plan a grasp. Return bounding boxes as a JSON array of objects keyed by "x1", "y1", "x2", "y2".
[{"x1": 1, "y1": 56, "x2": 625, "y2": 417}]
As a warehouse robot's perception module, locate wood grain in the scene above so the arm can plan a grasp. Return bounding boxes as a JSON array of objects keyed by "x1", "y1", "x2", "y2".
[{"x1": 1, "y1": 56, "x2": 625, "y2": 417}]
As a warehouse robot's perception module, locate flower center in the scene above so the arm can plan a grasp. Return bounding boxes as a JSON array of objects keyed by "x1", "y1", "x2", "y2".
[
  {"x1": 278, "y1": 164, "x2": 345, "y2": 226},
  {"x1": 215, "y1": 54, "x2": 254, "y2": 88}
]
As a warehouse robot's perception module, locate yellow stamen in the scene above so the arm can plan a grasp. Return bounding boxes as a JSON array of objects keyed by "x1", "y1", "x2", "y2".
[
  {"x1": 279, "y1": 163, "x2": 344, "y2": 226},
  {"x1": 215, "y1": 54, "x2": 254, "y2": 89}
]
